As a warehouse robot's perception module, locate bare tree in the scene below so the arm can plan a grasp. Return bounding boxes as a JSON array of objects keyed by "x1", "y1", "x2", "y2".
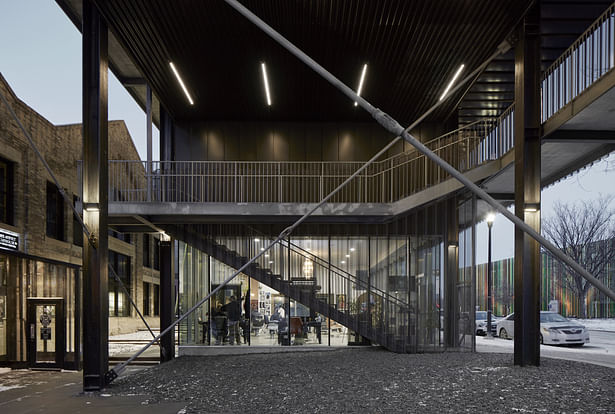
[{"x1": 542, "y1": 196, "x2": 615, "y2": 318}]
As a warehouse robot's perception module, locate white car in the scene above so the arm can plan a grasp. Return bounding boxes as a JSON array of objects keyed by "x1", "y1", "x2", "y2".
[
  {"x1": 496, "y1": 311, "x2": 590, "y2": 346},
  {"x1": 475, "y1": 311, "x2": 498, "y2": 335}
]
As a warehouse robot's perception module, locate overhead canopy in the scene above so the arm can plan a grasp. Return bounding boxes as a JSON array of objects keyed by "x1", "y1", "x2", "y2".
[{"x1": 57, "y1": 0, "x2": 612, "y2": 126}]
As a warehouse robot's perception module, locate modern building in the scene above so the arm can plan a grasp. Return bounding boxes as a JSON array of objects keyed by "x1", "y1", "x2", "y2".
[
  {"x1": 0, "y1": 73, "x2": 161, "y2": 369},
  {"x1": 476, "y1": 238, "x2": 615, "y2": 318},
  {"x1": 2, "y1": 0, "x2": 615, "y2": 391}
]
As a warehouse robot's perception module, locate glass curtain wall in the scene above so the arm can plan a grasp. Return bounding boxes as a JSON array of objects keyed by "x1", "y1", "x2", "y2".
[
  {"x1": 176, "y1": 199, "x2": 472, "y2": 352},
  {"x1": 178, "y1": 241, "x2": 209, "y2": 345},
  {"x1": 412, "y1": 205, "x2": 444, "y2": 352}
]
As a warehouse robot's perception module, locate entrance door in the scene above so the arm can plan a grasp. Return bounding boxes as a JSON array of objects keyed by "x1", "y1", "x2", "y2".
[{"x1": 27, "y1": 298, "x2": 65, "y2": 369}]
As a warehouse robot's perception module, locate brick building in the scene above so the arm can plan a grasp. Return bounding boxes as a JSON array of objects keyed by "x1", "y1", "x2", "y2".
[{"x1": 0, "y1": 73, "x2": 159, "y2": 369}]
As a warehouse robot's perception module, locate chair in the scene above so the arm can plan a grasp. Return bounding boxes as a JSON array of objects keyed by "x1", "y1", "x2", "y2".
[
  {"x1": 251, "y1": 312, "x2": 265, "y2": 335},
  {"x1": 290, "y1": 317, "x2": 304, "y2": 345},
  {"x1": 267, "y1": 321, "x2": 279, "y2": 338}
]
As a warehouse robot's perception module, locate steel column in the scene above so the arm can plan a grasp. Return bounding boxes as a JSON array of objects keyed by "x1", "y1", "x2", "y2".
[
  {"x1": 444, "y1": 197, "x2": 459, "y2": 348},
  {"x1": 487, "y1": 221, "x2": 493, "y2": 337},
  {"x1": 159, "y1": 238, "x2": 175, "y2": 362},
  {"x1": 513, "y1": 3, "x2": 541, "y2": 367},
  {"x1": 160, "y1": 106, "x2": 173, "y2": 203},
  {"x1": 471, "y1": 195, "x2": 477, "y2": 352},
  {"x1": 146, "y1": 85, "x2": 152, "y2": 201},
  {"x1": 160, "y1": 105, "x2": 173, "y2": 162},
  {"x1": 82, "y1": 0, "x2": 109, "y2": 391}
]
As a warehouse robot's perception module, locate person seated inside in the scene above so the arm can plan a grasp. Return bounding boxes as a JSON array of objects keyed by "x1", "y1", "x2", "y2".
[
  {"x1": 222, "y1": 295, "x2": 242, "y2": 345},
  {"x1": 212, "y1": 306, "x2": 227, "y2": 345},
  {"x1": 277, "y1": 316, "x2": 289, "y2": 345}
]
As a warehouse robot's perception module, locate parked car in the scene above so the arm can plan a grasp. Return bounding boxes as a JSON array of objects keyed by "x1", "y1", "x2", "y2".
[
  {"x1": 496, "y1": 311, "x2": 590, "y2": 346},
  {"x1": 475, "y1": 311, "x2": 498, "y2": 335}
]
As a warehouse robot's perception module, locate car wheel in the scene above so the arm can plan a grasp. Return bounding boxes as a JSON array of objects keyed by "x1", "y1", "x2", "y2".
[
  {"x1": 539, "y1": 333, "x2": 543, "y2": 344},
  {"x1": 499, "y1": 328, "x2": 508, "y2": 339}
]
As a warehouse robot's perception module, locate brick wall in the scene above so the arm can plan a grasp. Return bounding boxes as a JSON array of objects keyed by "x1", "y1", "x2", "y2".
[{"x1": 0, "y1": 73, "x2": 160, "y2": 334}]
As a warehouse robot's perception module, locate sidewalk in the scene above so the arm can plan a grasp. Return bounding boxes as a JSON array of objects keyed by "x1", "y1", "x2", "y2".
[{"x1": 0, "y1": 368, "x2": 185, "y2": 414}]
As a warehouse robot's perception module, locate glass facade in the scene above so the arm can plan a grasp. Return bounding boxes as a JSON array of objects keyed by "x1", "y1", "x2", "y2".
[
  {"x1": 0, "y1": 251, "x2": 80, "y2": 369},
  {"x1": 177, "y1": 198, "x2": 470, "y2": 353}
]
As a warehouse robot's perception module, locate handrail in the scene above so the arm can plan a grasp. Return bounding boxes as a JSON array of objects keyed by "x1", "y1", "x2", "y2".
[
  {"x1": 107, "y1": 5, "x2": 615, "y2": 206},
  {"x1": 541, "y1": 3, "x2": 615, "y2": 121},
  {"x1": 280, "y1": 238, "x2": 409, "y2": 309},
  {"x1": 239, "y1": 224, "x2": 410, "y2": 308},
  {"x1": 107, "y1": 112, "x2": 507, "y2": 204}
]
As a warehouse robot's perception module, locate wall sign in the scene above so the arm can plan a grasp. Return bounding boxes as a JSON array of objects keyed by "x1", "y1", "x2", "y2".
[{"x1": 0, "y1": 229, "x2": 19, "y2": 251}]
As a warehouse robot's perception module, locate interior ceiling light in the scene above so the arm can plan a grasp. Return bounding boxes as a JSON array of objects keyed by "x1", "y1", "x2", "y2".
[
  {"x1": 354, "y1": 63, "x2": 368, "y2": 106},
  {"x1": 439, "y1": 64, "x2": 465, "y2": 101},
  {"x1": 261, "y1": 62, "x2": 272, "y2": 106},
  {"x1": 169, "y1": 62, "x2": 194, "y2": 105}
]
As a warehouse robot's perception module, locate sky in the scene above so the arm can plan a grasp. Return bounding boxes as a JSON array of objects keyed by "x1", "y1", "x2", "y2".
[
  {"x1": 1, "y1": 1, "x2": 614, "y2": 264},
  {"x1": 0, "y1": 0, "x2": 159, "y2": 160}
]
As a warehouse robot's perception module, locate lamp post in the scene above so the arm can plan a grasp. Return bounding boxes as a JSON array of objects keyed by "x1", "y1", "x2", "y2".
[{"x1": 486, "y1": 213, "x2": 495, "y2": 338}]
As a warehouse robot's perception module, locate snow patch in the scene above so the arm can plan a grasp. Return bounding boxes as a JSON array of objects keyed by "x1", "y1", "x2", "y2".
[
  {"x1": 0, "y1": 384, "x2": 26, "y2": 392},
  {"x1": 570, "y1": 318, "x2": 615, "y2": 332}
]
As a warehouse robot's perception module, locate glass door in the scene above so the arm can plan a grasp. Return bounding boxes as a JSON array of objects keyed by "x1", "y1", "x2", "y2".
[{"x1": 27, "y1": 298, "x2": 64, "y2": 369}]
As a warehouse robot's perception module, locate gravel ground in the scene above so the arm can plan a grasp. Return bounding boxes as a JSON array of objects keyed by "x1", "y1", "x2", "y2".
[{"x1": 109, "y1": 348, "x2": 615, "y2": 413}]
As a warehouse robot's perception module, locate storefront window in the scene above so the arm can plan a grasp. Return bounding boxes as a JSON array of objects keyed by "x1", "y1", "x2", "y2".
[{"x1": 0, "y1": 252, "x2": 79, "y2": 369}]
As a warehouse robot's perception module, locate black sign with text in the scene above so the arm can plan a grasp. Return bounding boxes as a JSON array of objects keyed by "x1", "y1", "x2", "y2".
[{"x1": 0, "y1": 229, "x2": 18, "y2": 251}]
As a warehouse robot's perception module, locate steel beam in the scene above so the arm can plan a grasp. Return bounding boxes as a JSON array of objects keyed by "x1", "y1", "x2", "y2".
[
  {"x1": 159, "y1": 238, "x2": 175, "y2": 362},
  {"x1": 82, "y1": 0, "x2": 109, "y2": 391},
  {"x1": 513, "y1": 3, "x2": 541, "y2": 367}
]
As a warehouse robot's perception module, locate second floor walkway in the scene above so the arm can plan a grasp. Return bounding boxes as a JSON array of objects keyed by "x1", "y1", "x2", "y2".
[{"x1": 107, "y1": 4, "x2": 615, "y2": 223}]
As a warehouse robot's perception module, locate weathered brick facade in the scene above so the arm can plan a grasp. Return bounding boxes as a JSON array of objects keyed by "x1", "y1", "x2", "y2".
[{"x1": 0, "y1": 73, "x2": 159, "y2": 335}]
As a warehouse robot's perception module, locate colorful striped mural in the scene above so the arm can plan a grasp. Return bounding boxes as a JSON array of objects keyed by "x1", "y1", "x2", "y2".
[{"x1": 475, "y1": 240, "x2": 615, "y2": 318}]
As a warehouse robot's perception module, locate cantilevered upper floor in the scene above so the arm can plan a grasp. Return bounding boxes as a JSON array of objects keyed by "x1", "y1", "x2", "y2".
[{"x1": 55, "y1": 1, "x2": 615, "y2": 226}]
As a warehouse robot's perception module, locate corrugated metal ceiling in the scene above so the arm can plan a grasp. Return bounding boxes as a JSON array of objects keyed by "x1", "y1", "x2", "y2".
[
  {"x1": 92, "y1": 0, "x2": 531, "y2": 125},
  {"x1": 57, "y1": 1, "x2": 613, "y2": 126}
]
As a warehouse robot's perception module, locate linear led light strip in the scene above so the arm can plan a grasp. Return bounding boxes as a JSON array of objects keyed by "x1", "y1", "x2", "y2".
[
  {"x1": 169, "y1": 62, "x2": 194, "y2": 105},
  {"x1": 439, "y1": 64, "x2": 465, "y2": 101},
  {"x1": 354, "y1": 63, "x2": 368, "y2": 106},
  {"x1": 261, "y1": 62, "x2": 272, "y2": 106}
]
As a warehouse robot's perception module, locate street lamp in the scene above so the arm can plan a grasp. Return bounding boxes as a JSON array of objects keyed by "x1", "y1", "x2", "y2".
[{"x1": 486, "y1": 213, "x2": 495, "y2": 338}]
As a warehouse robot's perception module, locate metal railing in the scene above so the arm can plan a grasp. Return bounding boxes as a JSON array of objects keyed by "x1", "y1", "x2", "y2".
[
  {"x1": 542, "y1": 3, "x2": 615, "y2": 122},
  {"x1": 107, "y1": 5, "x2": 615, "y2": 206},
  {"x1": 109, "y1": 115, "x2": 513, "y2": 205}
]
